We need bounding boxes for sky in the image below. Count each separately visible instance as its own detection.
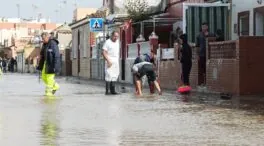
[0,0,103,23]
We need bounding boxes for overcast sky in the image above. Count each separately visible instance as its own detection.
[0,0,103,23]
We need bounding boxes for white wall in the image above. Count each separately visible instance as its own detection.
[57,33,72,51]
[232,0,264,40]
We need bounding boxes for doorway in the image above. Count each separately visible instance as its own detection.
[77,30,81,76]
[121,30,126,81]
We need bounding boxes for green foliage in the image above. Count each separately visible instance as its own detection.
[124,0,150,22]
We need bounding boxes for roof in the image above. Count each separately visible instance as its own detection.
[69,17,89,29]
[53,23,71,33]
[69,9,107,29]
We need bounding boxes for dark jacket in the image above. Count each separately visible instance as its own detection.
[180,34,192,64]
[38,39,61,74]
[196,32,214,57]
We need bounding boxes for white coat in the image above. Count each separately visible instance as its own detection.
[103,39,120,82]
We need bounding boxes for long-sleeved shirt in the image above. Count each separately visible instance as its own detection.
[132,62,152,74]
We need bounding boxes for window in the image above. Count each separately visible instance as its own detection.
[254,6,264,36]
[238,11,250,36]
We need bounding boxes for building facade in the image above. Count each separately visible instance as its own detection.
[73,8,97,22]
[70,18,91,78]
[0,18,58,58]
[52,23,73,76]
[231,0,264,39]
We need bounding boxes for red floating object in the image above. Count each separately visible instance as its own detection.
[178,86,192,93]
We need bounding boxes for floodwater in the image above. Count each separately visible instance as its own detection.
[0,73,263,146]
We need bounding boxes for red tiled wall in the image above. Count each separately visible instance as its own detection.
[239,36,264,95]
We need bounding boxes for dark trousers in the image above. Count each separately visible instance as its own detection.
[198,56,206,85]
[181,62,192,85]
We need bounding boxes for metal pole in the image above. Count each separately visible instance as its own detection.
[153,18,156,32]
[103,18,106,80]
[22,52,23,74]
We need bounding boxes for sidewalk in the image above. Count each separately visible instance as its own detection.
[63,75,264,115]
[64,76,221,95]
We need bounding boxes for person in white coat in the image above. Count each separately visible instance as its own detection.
[102,31,120,95]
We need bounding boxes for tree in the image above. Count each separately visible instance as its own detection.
[124,0,150,22]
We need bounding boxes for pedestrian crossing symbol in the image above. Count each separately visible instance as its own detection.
[90,18,104,32]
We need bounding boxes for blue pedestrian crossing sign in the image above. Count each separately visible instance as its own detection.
[89,18,104,32]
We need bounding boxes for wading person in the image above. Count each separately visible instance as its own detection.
[179,34,192,86]
[102,31,120,95]
[132,54,156,95]
[37,32,61,97]
[132,61,162,96]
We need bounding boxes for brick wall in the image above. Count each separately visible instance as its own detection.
[206,40,239,94]
[79,58,91,78]
[159,60,179,89]
[72,59,78,76]
[207,59,239,94]
[158,43,199,89]
[206,37,264,96]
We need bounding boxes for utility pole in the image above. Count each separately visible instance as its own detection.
[55,9,59,23]
[32,4,38,19]
[73,0,78,8]
[16,4,20,18]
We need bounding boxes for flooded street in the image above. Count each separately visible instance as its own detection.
[0,74,263,146]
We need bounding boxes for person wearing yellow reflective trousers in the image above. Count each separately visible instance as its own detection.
[37,32,61,97]
[0,66,2,79]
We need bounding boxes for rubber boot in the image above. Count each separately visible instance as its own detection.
[45,88,54,97]
[52,83,60,95]
[105,81,111,95]
[110,81,119,95]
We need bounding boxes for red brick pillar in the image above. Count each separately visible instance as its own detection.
[149,32,159,54]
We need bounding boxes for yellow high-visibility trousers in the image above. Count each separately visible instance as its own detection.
[0,68,2,79]
[42,63,59,96]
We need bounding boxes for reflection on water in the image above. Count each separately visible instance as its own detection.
[40,97,60,146]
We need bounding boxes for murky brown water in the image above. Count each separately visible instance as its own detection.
[0,74,264,145]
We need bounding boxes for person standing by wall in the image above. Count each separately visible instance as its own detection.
[2,58,6,73]
[196,22,214,86]
[179,34,192,86]
[0,57,2,71]
[102,31,120,95]
[37,32,61,97]
[215,29,224,42]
